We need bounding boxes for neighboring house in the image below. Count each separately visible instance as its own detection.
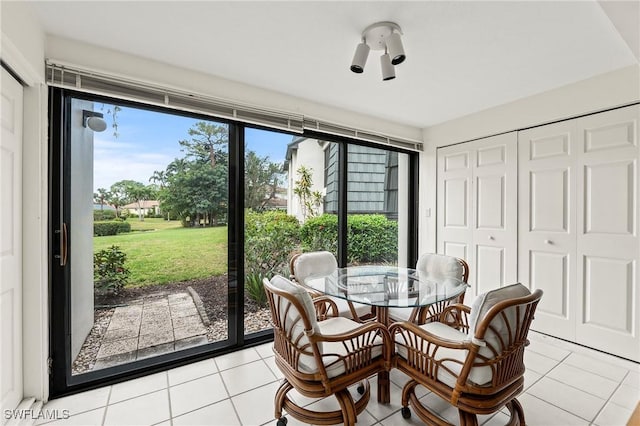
[263,187,287,210]
[285,137,399,221]
[123,200,160,217]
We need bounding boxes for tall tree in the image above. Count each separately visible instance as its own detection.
[149,170,166,188]
[157,121,229,227]
[125,181,157,221]
[179,122,228,167]
[244,151,283,211]
[107,180,132,218]
[94,188,110,211]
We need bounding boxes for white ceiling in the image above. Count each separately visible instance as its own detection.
[28,1,639,129]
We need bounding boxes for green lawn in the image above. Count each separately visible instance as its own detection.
[128,218,183,232]
[94,219,227,287]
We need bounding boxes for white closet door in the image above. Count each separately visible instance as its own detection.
[437,133,517,299]
[472,134,518,296]
[1,67,24,418]
[575,105,639,361]
[518,122,578,340]
[437,144,473,274]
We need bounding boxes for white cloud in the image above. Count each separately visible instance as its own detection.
[93,137,177,191]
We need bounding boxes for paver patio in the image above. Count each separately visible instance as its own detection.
[94,292,208,369]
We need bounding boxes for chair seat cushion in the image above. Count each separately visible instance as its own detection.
[395,322,493,388]
[331,297,372,319]
[298,316,384,378]
[388,306,416,322]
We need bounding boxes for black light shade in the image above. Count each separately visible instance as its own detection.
[350,42,370,73]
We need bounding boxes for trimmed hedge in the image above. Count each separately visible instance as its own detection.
[347,214,398,264]
[300,214,398,264]
[94,210,116,221]
[299,214,338,257]
[94,221,131,236]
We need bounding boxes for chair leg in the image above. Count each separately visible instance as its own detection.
[274,379,371,426]
[505,398,525,426]
[401,379,418,408]
[402,380,452,426]
[274,380,293,420]
[335,389,357,426]
[458,410,479,426]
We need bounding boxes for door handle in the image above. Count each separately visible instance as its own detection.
[488,236,495,241]
[544,239,553,245]
[55,223,68,266]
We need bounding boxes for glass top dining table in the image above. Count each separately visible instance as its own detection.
[302,265,468,404]
[302,265,468,309]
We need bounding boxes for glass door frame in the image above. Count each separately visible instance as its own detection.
[302,130,419,269]
[48,88,258,397]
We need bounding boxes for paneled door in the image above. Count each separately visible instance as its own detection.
[518,120,578,339]
[519,105,639,361]
[437,132,518,299]
[0,67,24,419]
[575,106,639,361]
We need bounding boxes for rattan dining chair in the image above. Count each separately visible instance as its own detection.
[389,283,543,426]
[263,275,392,426]
[388,253,469,324]
[290,251,376,322]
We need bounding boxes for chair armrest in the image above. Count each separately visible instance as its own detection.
[313,297,339,320]
[389,321,472,350]
[316,320,390,343]
[314,321,393,368]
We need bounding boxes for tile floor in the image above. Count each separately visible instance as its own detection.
[37,331,639,426]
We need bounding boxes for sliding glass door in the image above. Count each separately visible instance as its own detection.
[50,90,237,395]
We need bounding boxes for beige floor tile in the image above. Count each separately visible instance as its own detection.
[167,358,218,386]
[172,399,240,426]
[220,359,278,396]
[104,389,170,426]
[169,373,228,417]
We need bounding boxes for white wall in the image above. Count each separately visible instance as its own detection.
[1,0,48,402]
[287,139,325,221]
[46,36,422,144]
[69,100,95,360]
[418,64,640,254]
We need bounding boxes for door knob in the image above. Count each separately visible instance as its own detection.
[544,239,553,245]
[488,236,495,241]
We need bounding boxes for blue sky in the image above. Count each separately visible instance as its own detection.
[93,104,294,192]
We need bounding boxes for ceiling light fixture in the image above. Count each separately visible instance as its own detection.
[350,21,406,81]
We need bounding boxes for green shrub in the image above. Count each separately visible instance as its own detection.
[94,245,129,294]
[347,214,398,264]
[299,214,338,257]
[300,214,398,264]
[94,221,131,236]
[245,272,267,307]
[94,210,116,221]
[244,210,300,291]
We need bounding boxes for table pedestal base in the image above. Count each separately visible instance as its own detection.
[377,371,391,404]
